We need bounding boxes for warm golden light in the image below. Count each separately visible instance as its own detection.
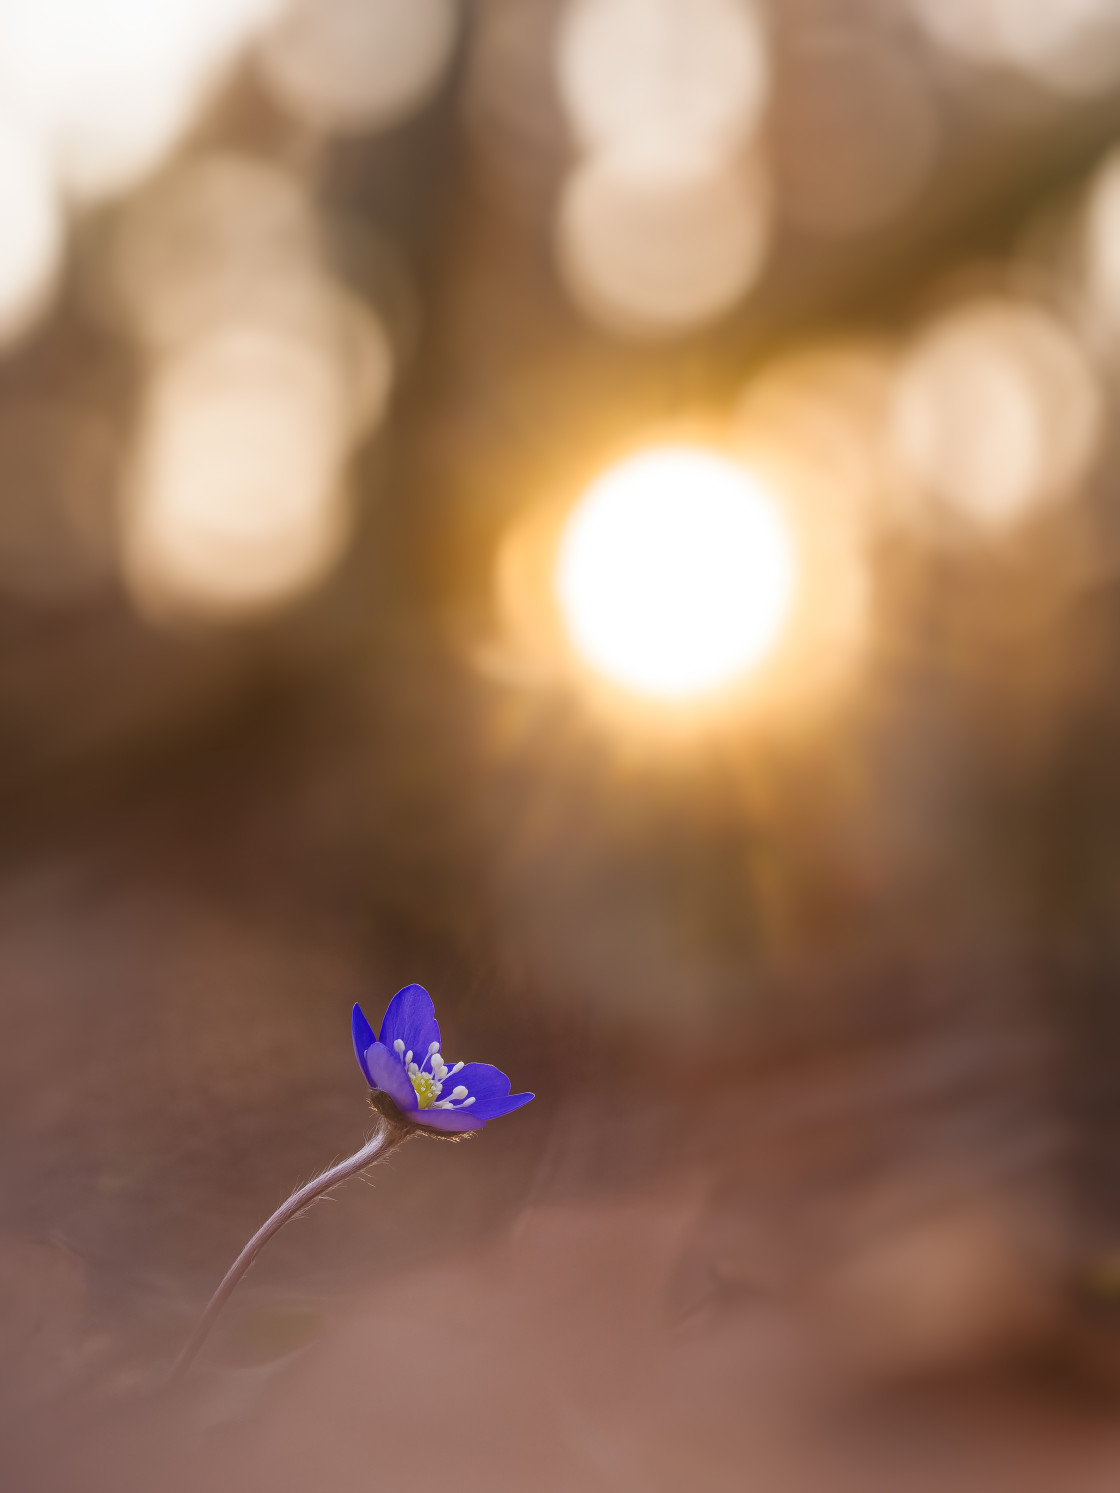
[555,446,796,700]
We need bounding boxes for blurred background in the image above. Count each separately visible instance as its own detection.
[3,1,1120,1488]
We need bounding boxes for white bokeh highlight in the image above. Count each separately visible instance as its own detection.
[908,0,1120,96]
[553,0,772,338]
[889,298,1101,532]
[256,0,459,135]
[0,114,62,343]
[0,0,282,203]
[112,150,394,624]
[556,0,768,160]
[556,446,796,699]
[124,328,356,619]
[556,146,770,337]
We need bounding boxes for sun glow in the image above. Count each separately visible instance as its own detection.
[555,446,796,700]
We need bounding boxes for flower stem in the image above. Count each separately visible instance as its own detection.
[167,1118,407,1385]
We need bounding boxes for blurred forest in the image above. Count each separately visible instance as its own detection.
[3,2,1120,1489]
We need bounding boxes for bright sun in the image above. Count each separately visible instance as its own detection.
[555,445,797,701]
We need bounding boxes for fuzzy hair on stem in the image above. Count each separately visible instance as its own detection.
[166,1114,412,1385]
[166,1089,475,1385]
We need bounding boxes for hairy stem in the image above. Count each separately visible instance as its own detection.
[167,1118,407,1384]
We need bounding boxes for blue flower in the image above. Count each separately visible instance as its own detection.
[352,985,534,1132]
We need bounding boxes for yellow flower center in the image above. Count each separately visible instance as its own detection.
[394,1038,474,1115]
[410,1070,439,1109]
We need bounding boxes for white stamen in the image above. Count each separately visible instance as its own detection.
[462,1096,475,1106]
[405,1050,413,1065]
[450,1062,464,1075]
[433,1100,452,1108]
[435,1065,448,1081]
[428,1041,439,1054]
[393,1039,405,1055]
[449,1086,468,1101]
[407,1061,419,1076]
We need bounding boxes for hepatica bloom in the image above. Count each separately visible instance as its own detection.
[169,982,535,1382]
[352,984,534,1133]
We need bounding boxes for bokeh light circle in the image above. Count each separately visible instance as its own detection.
[123,325,357,620]
[1082,145,1120,349]
[555,145,770,337]
[256,0,459,135]
[0,115,61,344]
[0,0,284,203]
[555,0,768,159]
[556,446,796,700]
[907,0,1120,96]
[102,152,322,352]
[889,298,1101,532]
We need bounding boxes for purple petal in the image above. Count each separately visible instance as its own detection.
[377,984,441,1067]
[466,1091,534,1121]
[412,1107,486,1133]
[412,1090,534,1131]
[362,1041,417,1113]
[440,1062,512,1103]
[352,1004,378,1087]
